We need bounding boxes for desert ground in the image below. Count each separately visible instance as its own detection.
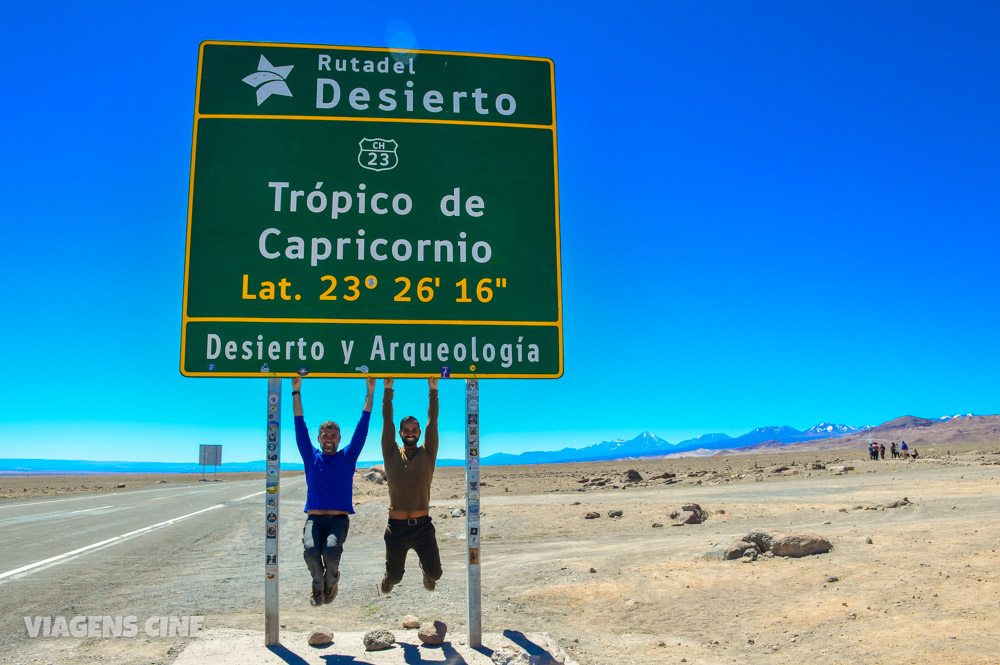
[2,441,999,665]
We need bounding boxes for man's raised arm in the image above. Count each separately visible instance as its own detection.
[291,376,312,461]
[425,377,439,459]
[291,376,303,417]
[343,377,376,463]
[381,377,396,459]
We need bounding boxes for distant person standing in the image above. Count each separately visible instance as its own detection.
[292,376,375,606]
[891,442,898,459]
[379,376,443,594]
[901,440,909,459]
[879,443,886,460]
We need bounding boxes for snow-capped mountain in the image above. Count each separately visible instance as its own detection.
[938,414,973,421]
[805,423,866,436]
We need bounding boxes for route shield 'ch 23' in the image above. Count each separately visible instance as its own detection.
[359,138,398,172]
[181,41,562,378]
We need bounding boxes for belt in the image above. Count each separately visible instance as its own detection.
[388,515,432,526]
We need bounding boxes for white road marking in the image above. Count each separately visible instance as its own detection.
[0,503,226,581]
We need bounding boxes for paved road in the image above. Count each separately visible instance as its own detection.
[0,476,307,660]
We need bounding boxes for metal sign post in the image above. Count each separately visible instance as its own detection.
[264,379,281,646]
[465,379,482,647]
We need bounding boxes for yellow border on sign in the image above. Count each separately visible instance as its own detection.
[198,114,551,130]
[181,41,563,379]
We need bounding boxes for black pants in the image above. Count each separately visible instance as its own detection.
[303,514,349,591]
[383,517,442,586]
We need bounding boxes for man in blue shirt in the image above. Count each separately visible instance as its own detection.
[291,375,375,606]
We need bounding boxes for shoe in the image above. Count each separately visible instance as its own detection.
[420,563,436,591]
[310,588,323,606]
[380,574,394,594]
[323,583,338,604]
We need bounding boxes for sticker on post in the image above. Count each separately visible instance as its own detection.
[266,567,277,579]
[469,548,479,565]
[267,526,276,538]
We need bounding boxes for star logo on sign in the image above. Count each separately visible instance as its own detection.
[242,55,294,106]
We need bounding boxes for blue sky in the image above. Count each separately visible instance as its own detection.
[3,1,998,463]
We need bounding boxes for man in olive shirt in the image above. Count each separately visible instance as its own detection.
[379,376,442,593]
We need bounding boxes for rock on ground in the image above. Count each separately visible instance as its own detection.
[670,503,709,524]
[362,628,396,650]
[701,539,761,561]
[418,620,447,645]
[490,644,561,665]
[746,529,833,557]
[307,626,334,646]
[402,615,420,628]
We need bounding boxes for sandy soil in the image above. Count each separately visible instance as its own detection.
[3,443,1000,665]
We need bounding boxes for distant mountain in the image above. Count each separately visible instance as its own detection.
[870,416,938,432]
[480,422,864,465]
[674,433,733,448]
[481,431,675,466]
[738,414,1000,455]
[806,423,866,436]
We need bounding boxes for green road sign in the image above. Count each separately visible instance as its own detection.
[181,41,562,378]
